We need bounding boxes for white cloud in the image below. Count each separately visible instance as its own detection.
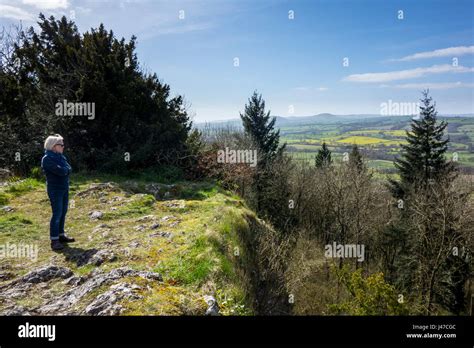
[75,6,91,14]
[381,81,474,90]
[0,0,70,21]
[344,64,474,83]
[395,46,474,62]
[0,4,34,20]
[154,22,214,36]
[293,86,328,92]
[22,0,69,10]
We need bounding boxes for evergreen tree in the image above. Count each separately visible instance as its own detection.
[348,144,364,172]
[240,91,284,163]
[0,14,192,174]
[386,91,468,315]
[240,91,285,215]
[390,90,456,198]
[315,142,332,168]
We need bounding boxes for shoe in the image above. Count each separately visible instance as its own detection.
[59,235,75,243]
[51,240,64,251]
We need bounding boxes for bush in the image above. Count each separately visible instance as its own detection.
[0,192,10,206]
[129,194,156,209]
[30,167,44,180]
[328,266,409,315]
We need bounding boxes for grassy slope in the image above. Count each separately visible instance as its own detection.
[0,175,256,315]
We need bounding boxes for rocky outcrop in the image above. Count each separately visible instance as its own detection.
[38,267,161,315]
[77,249,117,267]
[84,282,142,315]
[0,266,74,302]
[10,265,73,285]
[0,265,161,316]
[89,210,104,220]
[164,200,186,209]
[149,231,173,239]
[76,182,119,198]
[0,168,12,179]
[203,295,219,316]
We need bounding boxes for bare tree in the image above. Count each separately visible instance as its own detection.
[404,175,474,314]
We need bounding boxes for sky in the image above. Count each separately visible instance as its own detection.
[0,0,473,122]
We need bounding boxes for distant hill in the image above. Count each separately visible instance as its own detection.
[196,113,474,129]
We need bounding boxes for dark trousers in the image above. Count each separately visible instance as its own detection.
[47,188,69,240]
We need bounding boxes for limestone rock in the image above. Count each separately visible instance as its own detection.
[128,241,140,248]
[0,168,12,180]
[149,231,172,238]
[89,210,104,220]
[204,295,219,316]
[164,200,185,209]
[3,305,33,316]
[84,283,142,315]
[137,215,155,222]
[38,267,161,315]
[0,265,73,302]
[150,222,160,229]
[76,249,117,267]
[20,265,73,284]
[76,182,118,198]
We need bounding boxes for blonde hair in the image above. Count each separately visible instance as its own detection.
[44,134,64,151]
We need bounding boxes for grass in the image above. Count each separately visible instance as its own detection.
[368,160,395,169]
[335,136,404,145]
[280,116,474,171]
[155,235,215,285]
[0,213,39,242]
[347,129,408,136]
[0,192,11,205]
[5,178,43,197]
[149,197,254,314]
[0,172,255,316]
[0,214,33,228]
[104,193,156,219]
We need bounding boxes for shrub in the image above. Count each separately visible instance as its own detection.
[0,192,10,206]
[328,266,409,315]
[30,167,44,180]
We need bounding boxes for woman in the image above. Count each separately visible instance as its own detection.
[41,134,75,251]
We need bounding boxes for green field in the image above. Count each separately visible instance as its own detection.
[280,116,474,171]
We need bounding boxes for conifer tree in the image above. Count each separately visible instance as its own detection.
[390,90,456,198]
[0,14,192,174]
[240,91,285,214]
[240,91,284,163]
[315,142,332,168]
[386,91,467,315]
[349,144,364,172]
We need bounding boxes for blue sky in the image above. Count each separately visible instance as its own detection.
[1,0,473,122]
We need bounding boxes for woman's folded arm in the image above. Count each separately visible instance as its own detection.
[42,156,69,176]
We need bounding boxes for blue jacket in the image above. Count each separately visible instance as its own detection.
[41,150,72,190]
